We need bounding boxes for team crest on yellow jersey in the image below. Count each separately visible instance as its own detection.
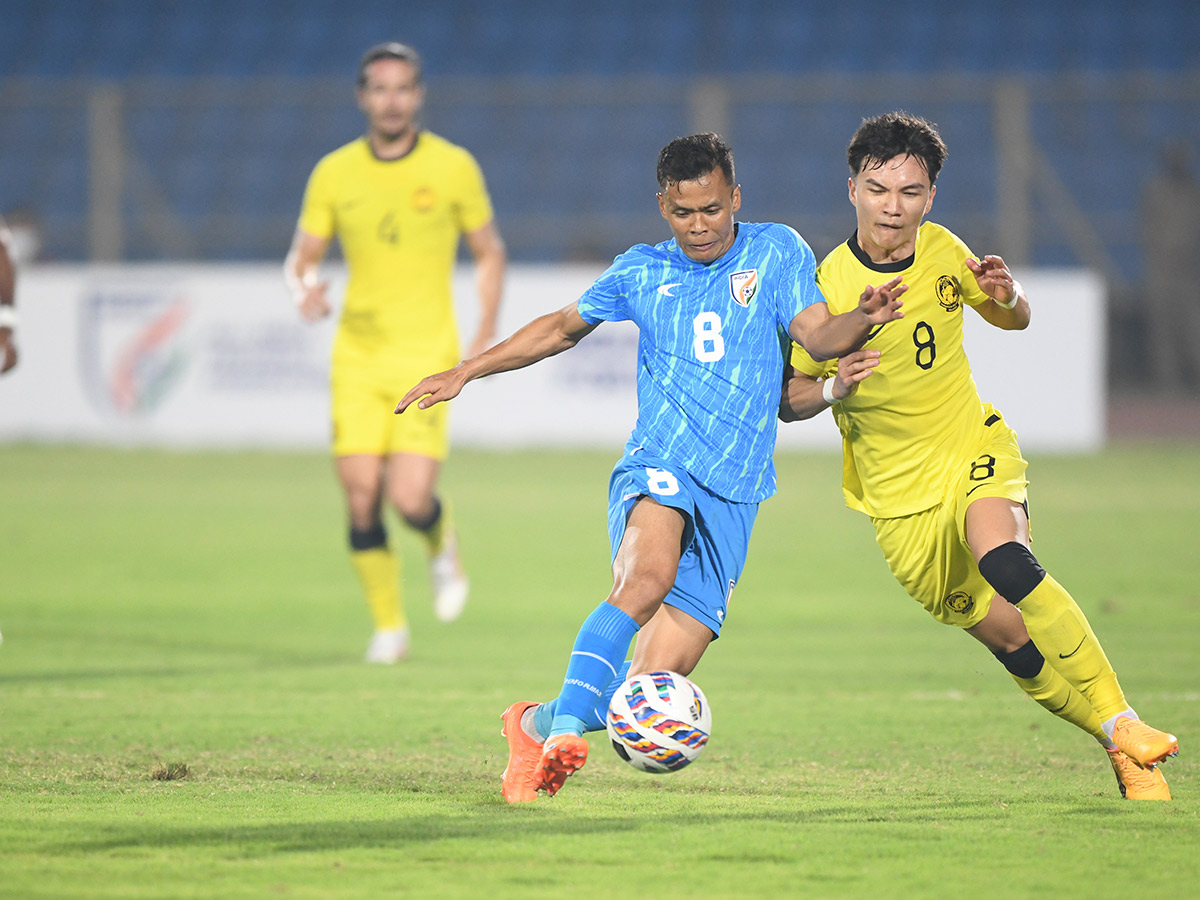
[944,591,975,615]
[412,186,436,213]
[730,269,758,307]
[935,274,961,312]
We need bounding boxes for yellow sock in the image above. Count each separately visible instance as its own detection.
[1017,575,1127,721]
[416,499,452,556]
[350,547,405,631]
[1011,661,1107,742]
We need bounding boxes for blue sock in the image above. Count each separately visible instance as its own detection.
[534,659,631,738]
[548,603,639,737]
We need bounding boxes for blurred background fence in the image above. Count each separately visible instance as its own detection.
[1,0,1199,394]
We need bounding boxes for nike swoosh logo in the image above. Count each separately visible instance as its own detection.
[966,482,993,496]
[1049,699,1070,714]
[657,283,683,296]
[1059,637,1086,659]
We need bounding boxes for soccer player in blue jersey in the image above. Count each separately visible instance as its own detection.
[396,133,906,802]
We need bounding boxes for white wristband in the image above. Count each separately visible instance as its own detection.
[0,306,16,329]
[821,377,839,405]
[993,281,1021,309]
[290,271,318,307]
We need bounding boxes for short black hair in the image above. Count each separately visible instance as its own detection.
[356,42,422,88]
[656,133,735,191]
[847,111,948,184]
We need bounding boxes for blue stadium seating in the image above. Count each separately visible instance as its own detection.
[0,0,1197,263]
[3,1,1196,80]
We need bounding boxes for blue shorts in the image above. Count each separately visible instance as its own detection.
[607,450,758,638]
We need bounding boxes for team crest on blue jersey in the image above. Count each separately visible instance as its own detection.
[936,274,961,312]
[729,269,758,307]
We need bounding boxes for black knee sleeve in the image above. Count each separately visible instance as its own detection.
[349,521,388,551]
[404,496,441,532]
[977,541,1046,604]
[993,638,1045,679]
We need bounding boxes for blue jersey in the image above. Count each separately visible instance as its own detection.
[576,221,824,502]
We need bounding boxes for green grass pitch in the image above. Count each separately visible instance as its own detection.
[0,444,1196,899]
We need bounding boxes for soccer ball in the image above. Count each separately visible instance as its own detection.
[606,670,711,773]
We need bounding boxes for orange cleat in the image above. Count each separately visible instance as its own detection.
[1107,748,1171,801]
[500,701,544,804]
[1111,717,1179,768]
[537,734,589,797]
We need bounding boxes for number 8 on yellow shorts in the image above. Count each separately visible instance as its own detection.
[871,407,1029,629]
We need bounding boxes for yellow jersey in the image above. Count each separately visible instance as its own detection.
[298,131,494,372]
[791,222,992,518]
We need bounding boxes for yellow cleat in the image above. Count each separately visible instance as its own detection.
[1111,716,1179,768]
[500,701,544,804]
[1108,748,1171,801]
[538,734,589,797]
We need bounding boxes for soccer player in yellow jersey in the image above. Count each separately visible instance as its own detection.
[781,111,1178,800]
[284,42,506,663]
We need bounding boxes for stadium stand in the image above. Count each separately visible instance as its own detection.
[0,0,1197,268]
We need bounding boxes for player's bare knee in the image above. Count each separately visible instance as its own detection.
[977,541,1047,605]
[342,481,383,527]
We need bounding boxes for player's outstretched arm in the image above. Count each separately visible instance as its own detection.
[395,301,597,413]
[788,275,906,361]
[779,349,880,422]
[966,255,1030,330]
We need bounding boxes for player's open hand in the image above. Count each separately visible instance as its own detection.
[856,275,906,324]
[829,349,880,402]
[965,255,1017,306]
[394,367,468,414]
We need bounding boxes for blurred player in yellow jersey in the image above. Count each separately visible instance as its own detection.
[781,111,1178,800]
[0,216,17,374]
[284,42,506,663]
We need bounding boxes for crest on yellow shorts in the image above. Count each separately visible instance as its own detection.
[944,591,975,614]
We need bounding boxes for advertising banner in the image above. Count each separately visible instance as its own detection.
[0,264,1104,451]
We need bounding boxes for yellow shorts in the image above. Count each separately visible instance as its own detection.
[330,364,450,459]
[871,407,1029,628]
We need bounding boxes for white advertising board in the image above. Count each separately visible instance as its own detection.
[0,264,1104,451]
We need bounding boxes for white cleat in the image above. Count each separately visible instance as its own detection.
[430,534,469,623]
[364,627,409,664]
